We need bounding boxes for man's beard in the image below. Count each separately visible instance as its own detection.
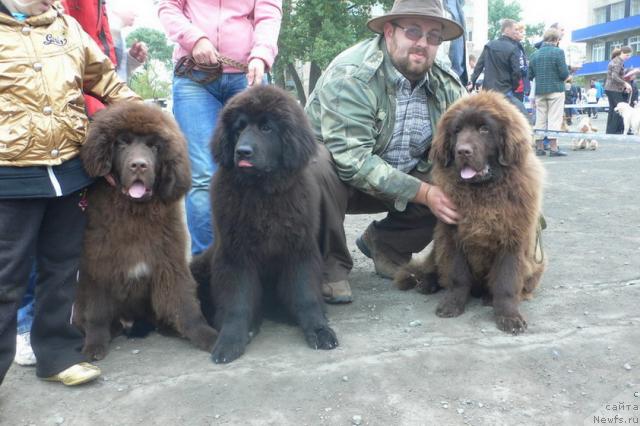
[389,44,433,82]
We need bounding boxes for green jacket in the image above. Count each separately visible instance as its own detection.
[305,36,465,211]
[528,44,569,95]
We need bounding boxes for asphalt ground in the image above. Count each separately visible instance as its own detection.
[1,113,639,426]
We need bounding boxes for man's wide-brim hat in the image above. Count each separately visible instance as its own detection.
[367,0,464,41]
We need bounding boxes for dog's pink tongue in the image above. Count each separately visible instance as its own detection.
[238,160,253,168]
[461,166,477,180]
[128,182,146,198]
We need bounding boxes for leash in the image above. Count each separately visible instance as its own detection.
[174,55,248,85]
[534,215,546,264]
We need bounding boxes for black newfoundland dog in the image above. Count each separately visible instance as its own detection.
[395,92,545,334]
[73,102,217,360]
[192,85,338,363]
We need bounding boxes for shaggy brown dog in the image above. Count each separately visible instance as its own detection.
[395,91,545,334]
[192,85,338,363]
[73,102,217,360]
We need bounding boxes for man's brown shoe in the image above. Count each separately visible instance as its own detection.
[356,226,411,279]
[322,280,353,304]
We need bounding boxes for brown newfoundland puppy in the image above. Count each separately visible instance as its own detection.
[395,91,545,334]
[73,102,217,360]
[191,85,338,363]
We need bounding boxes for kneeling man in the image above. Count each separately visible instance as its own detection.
[306,0,466,303]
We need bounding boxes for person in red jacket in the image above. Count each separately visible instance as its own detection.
[60,0,147,115]
[60,0,116,115]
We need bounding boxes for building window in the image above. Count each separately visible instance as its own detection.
[610,2,625,20]
[611,40,623,53]
[592,42,605,61]
[632,0,640,16]
[594,7,607,24]
[630,36,640,54]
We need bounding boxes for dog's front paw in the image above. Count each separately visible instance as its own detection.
[436,294,466,318]
[82,343,108,361]
[495,313,528,335]
[305,326,338,350]
[211,336,246,364]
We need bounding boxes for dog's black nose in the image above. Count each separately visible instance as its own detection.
[235,145,253,158]
[129,159,148,171]
[456,144,473,157]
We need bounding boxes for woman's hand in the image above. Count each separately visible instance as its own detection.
[192,38,218,65]
[247,58,266,86]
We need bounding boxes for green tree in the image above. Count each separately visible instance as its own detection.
[127,60,171,101]
[124,28,173,101]
[126,27,173,67]
[273,0,393,105]
[522,23,545,57]
[487,0,523,40]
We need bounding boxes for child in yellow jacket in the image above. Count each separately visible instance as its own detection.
[0,0,140,386]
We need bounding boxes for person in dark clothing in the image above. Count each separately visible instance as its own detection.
[629,78,638,108]
[605,46,633,134]
[564,76,579,125]
[534,22,565,50]
[513,22,530,103]
[468,18,527,117]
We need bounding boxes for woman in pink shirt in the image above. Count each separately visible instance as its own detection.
[158,0,282,255]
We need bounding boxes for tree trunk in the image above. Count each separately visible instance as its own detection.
[309,61,322,95]
[273,61,286,88]
[286,62,307,106]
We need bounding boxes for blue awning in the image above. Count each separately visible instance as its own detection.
[572,15,640,42]
[574,55,640,76]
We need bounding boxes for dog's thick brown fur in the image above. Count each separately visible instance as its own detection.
[73,102,217,360]
[395,91,545,334]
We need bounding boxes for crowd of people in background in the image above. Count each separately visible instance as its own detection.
[469,18,640,144]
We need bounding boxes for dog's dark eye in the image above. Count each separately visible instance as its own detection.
[116,134,129,146]
[259,123,272,133]
[478,125,490,134]
[145,141,158,152]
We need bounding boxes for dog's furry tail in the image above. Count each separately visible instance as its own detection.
[190,247,212,288]
[190,245,216,323]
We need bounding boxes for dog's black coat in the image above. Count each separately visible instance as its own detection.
[193,85,338,363]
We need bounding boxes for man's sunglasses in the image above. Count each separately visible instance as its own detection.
[391,23,444,46]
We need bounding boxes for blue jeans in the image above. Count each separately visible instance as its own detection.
[172,72,248,255]
[17,265,36,335]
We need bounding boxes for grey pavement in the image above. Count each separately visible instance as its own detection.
[1,121,639,425]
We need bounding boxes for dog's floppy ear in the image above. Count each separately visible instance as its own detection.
[81,108,117,177]
[280,103,318,171]
[497,103,531,167]
[155,131,192,202]
[430,114,455,168]
[211,106,239,169]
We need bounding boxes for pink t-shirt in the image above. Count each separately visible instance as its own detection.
[158,0,282,72]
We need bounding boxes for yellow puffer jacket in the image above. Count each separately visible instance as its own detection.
[0,7,141,167]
